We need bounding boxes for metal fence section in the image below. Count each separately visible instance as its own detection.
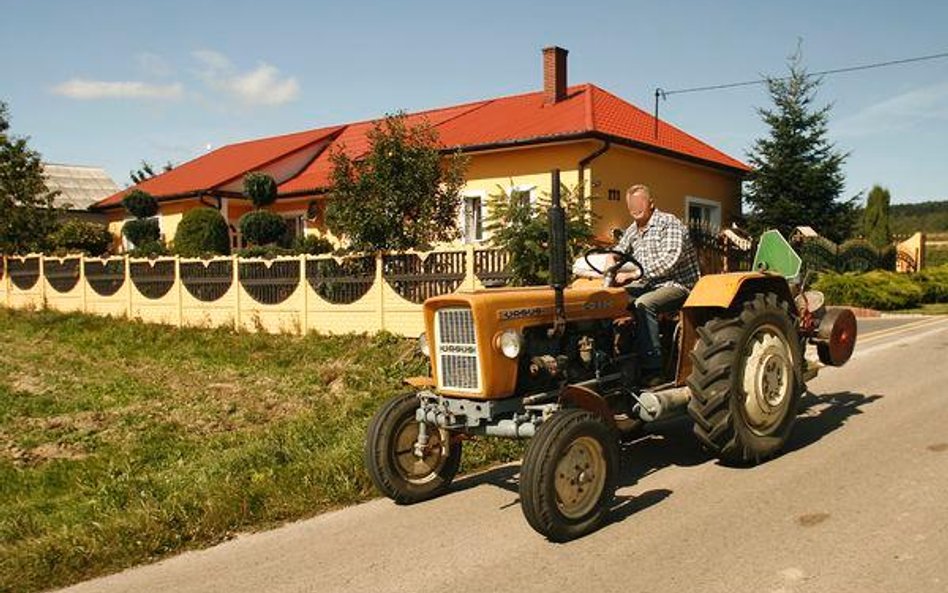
[8,257,40,291]
[181,260,233,302]
[130,260,176,299]
[305,256,375,304]
[239,260,300,305]
[84,259,126,297]
[44,258,81,293]
[797,237,897,273]
[382,251,467,304]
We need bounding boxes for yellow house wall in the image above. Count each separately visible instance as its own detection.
[588,145,743,241]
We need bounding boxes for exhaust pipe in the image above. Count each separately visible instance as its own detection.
[635,386,692,422]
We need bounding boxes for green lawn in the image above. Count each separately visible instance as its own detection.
[0,308,521,593]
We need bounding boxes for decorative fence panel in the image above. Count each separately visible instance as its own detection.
[2,234,762,336]
[797,237,897,274]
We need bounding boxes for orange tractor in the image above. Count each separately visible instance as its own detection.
[365,170,857,541]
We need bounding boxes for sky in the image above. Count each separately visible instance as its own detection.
[2,0,947,205]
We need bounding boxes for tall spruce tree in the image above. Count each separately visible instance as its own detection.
[744,53,855,243]
[862,185,891,248]
[0,101,59,254]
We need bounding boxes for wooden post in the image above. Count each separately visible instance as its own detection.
[464,244,477,291]
[79,253,87,313]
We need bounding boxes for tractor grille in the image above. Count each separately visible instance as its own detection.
[435,307,480,392]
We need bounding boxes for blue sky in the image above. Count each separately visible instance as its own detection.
[2,0,947,204]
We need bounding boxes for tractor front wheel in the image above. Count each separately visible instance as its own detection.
[519,409,618,542]
[364,393,461,504]
[686,292,803,466]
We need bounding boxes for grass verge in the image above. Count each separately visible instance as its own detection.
[0,308,523,593]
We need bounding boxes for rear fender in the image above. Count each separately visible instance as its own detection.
[675,273,796,385]
[558,385,616,429]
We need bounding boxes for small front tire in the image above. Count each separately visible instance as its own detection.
[364,393,461,504]
[519,409,619,542]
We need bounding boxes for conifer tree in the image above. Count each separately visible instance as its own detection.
[862,185,891,248]
[744,53,855,243]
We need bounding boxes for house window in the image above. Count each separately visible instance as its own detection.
[608,189,621,201]
[281,214,305,246]
[462,195,484,243]
[686,196,721,227]
[509,184,536,208]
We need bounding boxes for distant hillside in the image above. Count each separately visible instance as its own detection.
[889,200,948,235]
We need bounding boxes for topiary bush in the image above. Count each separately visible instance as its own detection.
[49,220,113,256]
[293,234,334,255]
[814,270,924,310]
[128,240,170,259]
[913,265,948,303]
[243,172,278,209]
[122,190,159,219]
[239,210,285,246]
[122,218,160,247]
[174,208,231,257]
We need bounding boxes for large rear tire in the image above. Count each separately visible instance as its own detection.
[364,393,461,504]
[519,409,618,542]
[686,292,803,466]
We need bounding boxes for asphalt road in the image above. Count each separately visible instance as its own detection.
[59,315,948,593]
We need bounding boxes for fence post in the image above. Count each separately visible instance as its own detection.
[2,255,8,309]
[376,251,385,332]
[38,254,46,310]
[300,254,308,335]
[233,254,240,331]
[464,244,477,291]
[175,256,183,328]
[125,255,132,318]
[79,253,87,313]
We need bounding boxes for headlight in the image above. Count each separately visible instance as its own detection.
[418,332,430,357]
[497,329,524,359]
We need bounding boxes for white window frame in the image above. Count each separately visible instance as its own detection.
[279,209,307,244]
[510,184,537,207]
[685,196,722,227]
[460,190,487,244]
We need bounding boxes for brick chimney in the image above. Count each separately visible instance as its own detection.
[543,46,568,104]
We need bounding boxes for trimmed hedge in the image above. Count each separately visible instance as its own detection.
[174,208,231,257]
[122,190,159,218]
[243,172,277,209]
[814,264,948,310]
[239,210,285,246]
[122,218,160,247]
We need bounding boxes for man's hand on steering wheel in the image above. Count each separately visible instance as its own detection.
[583,248,645,287]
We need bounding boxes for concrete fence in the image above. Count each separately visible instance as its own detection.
[0,247,511,337]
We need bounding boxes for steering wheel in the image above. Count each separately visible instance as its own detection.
[583,247,645,287]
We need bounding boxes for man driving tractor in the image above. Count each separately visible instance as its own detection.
[610,184,701,385]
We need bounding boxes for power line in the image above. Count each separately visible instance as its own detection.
[651,50,948,137]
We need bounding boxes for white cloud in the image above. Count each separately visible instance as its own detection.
[192,49,300,106]
[834,82,948,138]
[52,79,184,100]
[135,52,174,78]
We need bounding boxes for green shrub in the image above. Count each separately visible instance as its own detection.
[49,219,112,256]
[814,270,923,310]
[122,190,159,218]
[294,234,334,255]
[128,240,170,259]
[174,208,231,257]
[122,218,160,247]
[239,210,285,246]
[914,265,948,303]
[236,245,294,259]
[243,172,277,208]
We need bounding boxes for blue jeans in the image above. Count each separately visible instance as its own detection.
[625,283,690,372]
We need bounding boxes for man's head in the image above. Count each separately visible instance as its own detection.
[626,184,655,228]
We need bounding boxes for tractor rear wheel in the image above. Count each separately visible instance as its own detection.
[686,292,803,466]
[364,393,461,504]
[519,409,618,542]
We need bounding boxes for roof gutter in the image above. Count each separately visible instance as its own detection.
[577,140,611,200]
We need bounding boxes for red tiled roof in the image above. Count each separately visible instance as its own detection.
[94,84,748,209]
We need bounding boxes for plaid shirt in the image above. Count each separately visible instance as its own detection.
[615,209,701,291]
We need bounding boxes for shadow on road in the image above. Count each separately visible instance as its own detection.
[784,390,883,455]
[447,390,881,537]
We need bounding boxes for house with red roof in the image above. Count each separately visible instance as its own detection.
[93,47,749,250]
